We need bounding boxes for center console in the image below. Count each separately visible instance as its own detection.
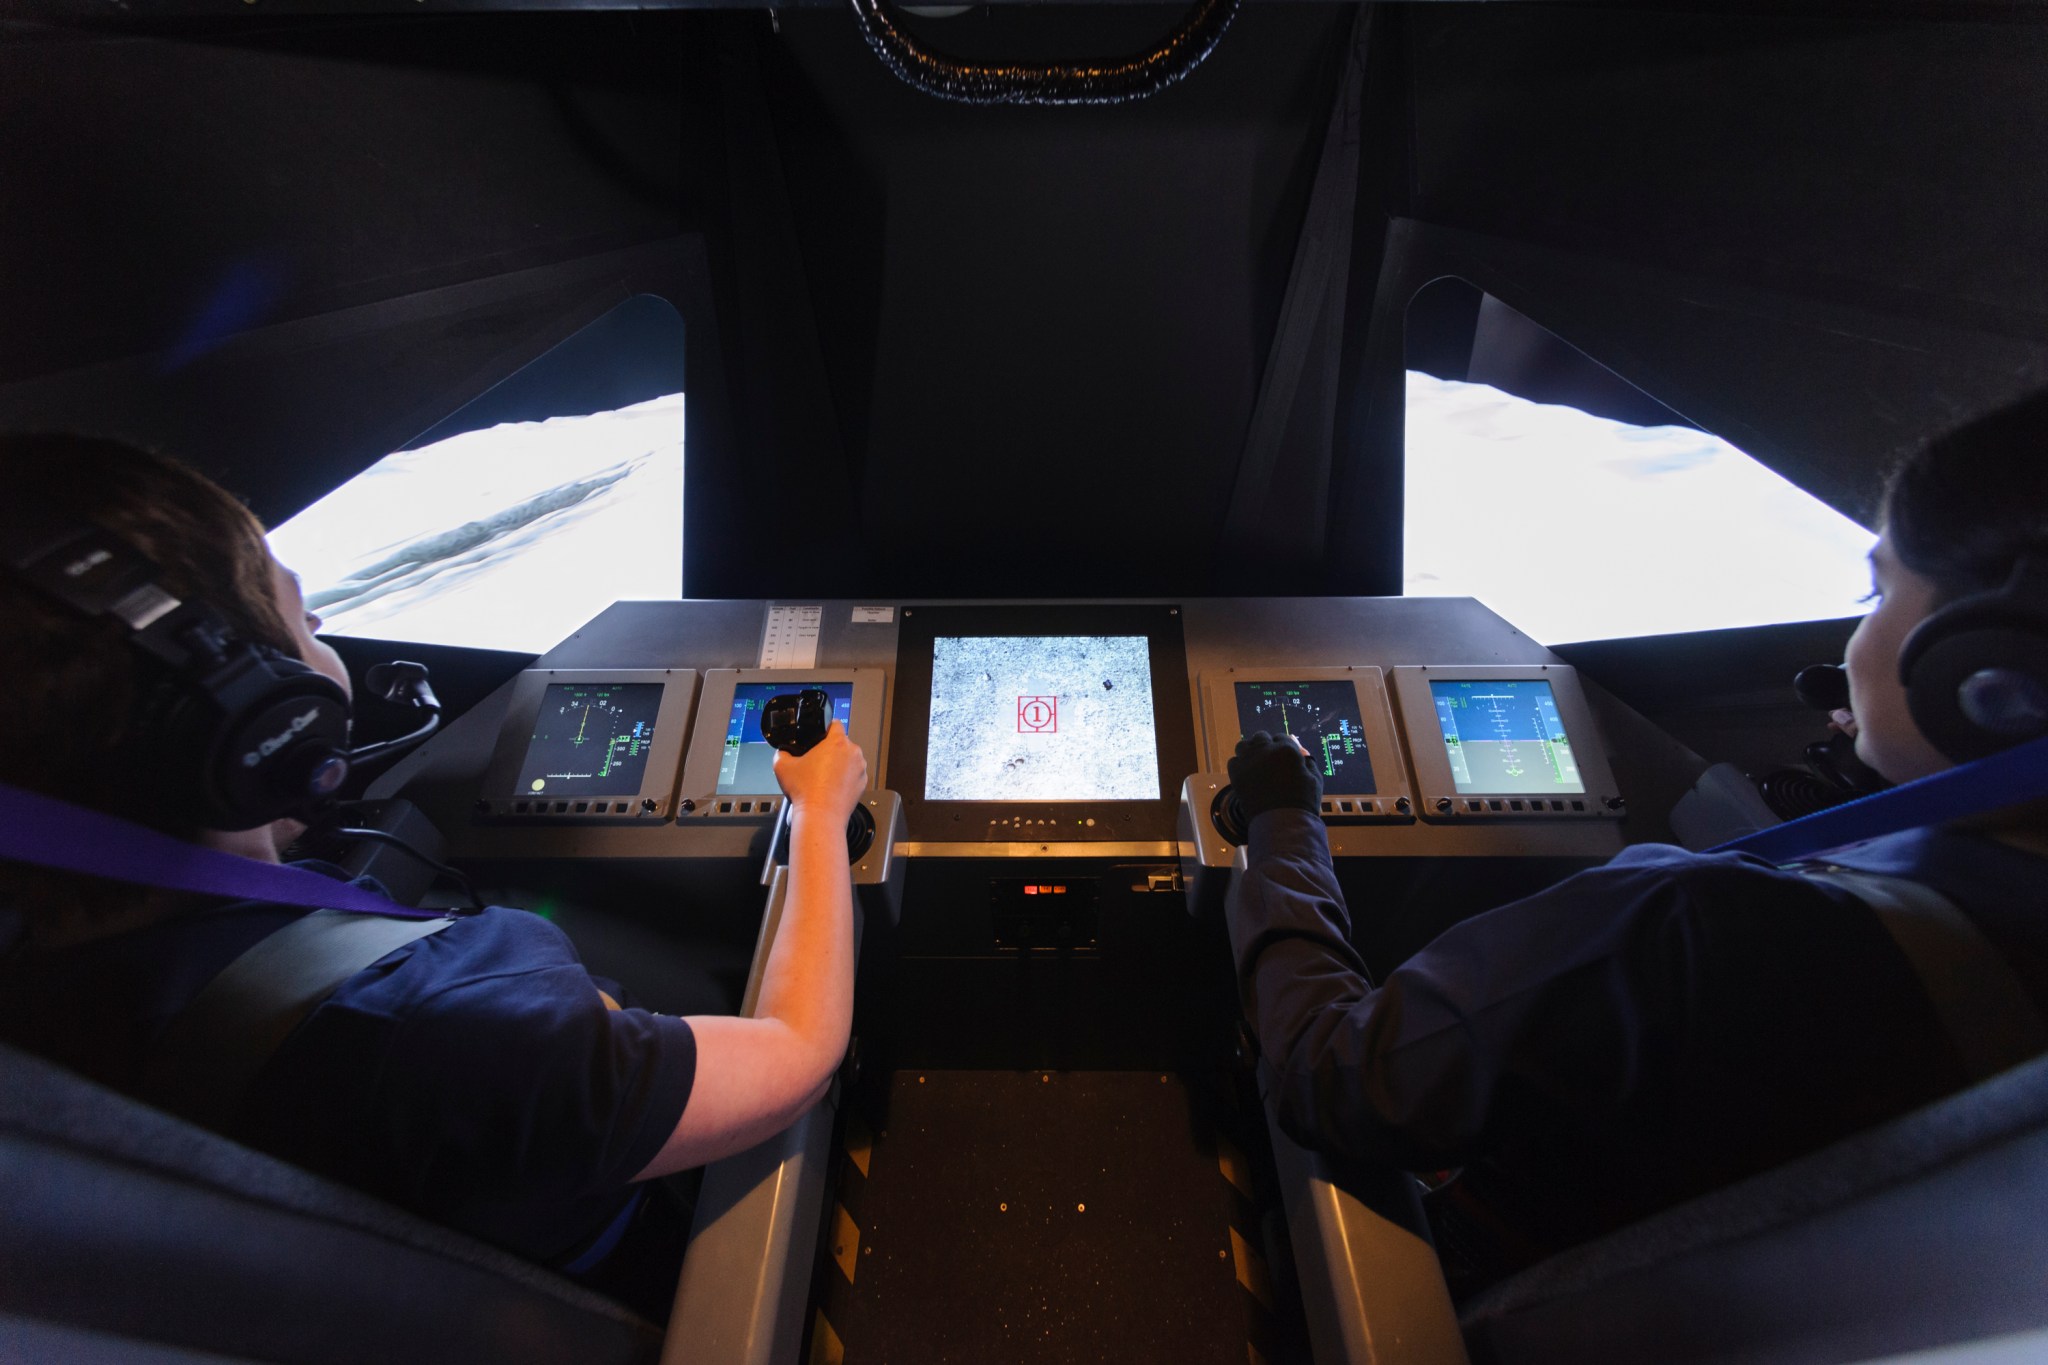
[363,593,1701,1365]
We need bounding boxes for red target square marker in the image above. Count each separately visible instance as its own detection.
[1018,696,1058,733]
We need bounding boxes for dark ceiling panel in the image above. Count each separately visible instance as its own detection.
[1403,7,2048,340]
[766,4,1353,595]
[0,15,695,385]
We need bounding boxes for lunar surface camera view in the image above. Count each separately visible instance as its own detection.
[925,636,1160,801]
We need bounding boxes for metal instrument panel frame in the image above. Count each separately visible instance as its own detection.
[1200,666,1416,821]
[1388,664,1625,821]
[677,668,888,818]
[475,667,698,822]
[886,603,1199,845]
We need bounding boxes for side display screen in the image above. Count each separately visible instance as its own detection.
[925,636,1160,801]
[1233,681,1380,793]
[719,682,856,794]
[515,683,664,796]
[1429,679,1585,795]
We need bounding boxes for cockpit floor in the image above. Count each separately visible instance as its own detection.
[806,1067,1299,1364]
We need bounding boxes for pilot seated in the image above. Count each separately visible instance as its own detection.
[1224,394,2048,1290]
[0,433,869,1320]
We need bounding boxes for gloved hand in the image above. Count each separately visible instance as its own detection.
[1227,731,1322,823]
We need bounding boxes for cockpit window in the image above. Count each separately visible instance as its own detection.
[1403,281,1874,644]
[267,296,686,654]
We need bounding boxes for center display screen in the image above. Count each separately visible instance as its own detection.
[925,636,1160,801]
[1233,680,1380,793]
[1429,679,1585,794]
[515,683,664,796]
[719,682,856,794]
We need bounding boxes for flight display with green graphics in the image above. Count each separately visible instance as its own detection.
[1233,680,1380,793]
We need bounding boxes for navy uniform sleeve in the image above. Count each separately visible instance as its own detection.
[1226,808,1960,1182]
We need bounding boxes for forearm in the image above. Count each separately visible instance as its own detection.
[752,808,857,1087]
[1226,811,1387,1143]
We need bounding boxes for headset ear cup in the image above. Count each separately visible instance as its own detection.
[118,631,352,831]
[1906,624,2048,764]
[206,655,352,830]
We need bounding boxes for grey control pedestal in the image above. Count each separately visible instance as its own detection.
[662,792,903,1365]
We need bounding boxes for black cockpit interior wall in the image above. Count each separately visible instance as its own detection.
[0,4,2044,606]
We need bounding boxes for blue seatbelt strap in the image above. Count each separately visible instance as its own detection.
[558,1188,647,1275]
[1712,733,2048,863]
[0,780,443,920]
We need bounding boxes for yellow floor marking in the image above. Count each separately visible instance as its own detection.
[808,1310,845,1365]
[1230,1226,1275,1310]
[831,1203,861,1285]
[1217,1137,1254,1199]
[845,1112,873,1179]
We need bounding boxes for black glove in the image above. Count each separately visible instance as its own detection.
[1227,731,1322,823]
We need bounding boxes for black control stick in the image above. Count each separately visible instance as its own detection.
[762,689,873,862]
[760,688,832,757]
[1762,662,1885,816]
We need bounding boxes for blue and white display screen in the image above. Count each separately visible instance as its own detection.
[1429,680,1584,795]
[719,682,855,794]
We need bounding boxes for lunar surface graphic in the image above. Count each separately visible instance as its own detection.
[926,636,1159,801]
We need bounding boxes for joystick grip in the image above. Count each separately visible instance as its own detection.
[762,688,831,756]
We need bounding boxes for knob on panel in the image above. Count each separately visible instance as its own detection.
[846,803,878,863]
[1210,786,1250,846]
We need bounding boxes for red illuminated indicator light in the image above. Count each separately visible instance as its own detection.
[1024,885,1038,895]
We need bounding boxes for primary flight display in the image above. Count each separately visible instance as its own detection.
[1428,679,1585,795]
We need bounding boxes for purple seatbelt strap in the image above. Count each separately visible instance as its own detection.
[0,780,445,920]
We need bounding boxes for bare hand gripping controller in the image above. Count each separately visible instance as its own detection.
[761,688,875,861]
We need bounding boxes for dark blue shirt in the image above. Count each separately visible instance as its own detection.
[0,871,697,1264]
[1227,813,2048,1256]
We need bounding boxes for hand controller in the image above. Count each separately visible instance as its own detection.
[761,688,832,757]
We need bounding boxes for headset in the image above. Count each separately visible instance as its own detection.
[1900,550,2048,764]
[0,506,354,831]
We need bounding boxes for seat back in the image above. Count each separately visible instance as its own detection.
[1462,1051,2048,1365]
[0,1044,660,1365]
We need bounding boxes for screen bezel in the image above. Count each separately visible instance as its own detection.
[1198,667,1412,808]
[1387,665,1623,819]
[479,667,698,820]
[888,604,1197,843]
[678,668,887,805]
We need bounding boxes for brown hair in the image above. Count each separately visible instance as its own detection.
[1883,390,2048,604]
[1,434,296,885]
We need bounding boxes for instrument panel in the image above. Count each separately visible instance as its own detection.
[382,597,1676,865]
